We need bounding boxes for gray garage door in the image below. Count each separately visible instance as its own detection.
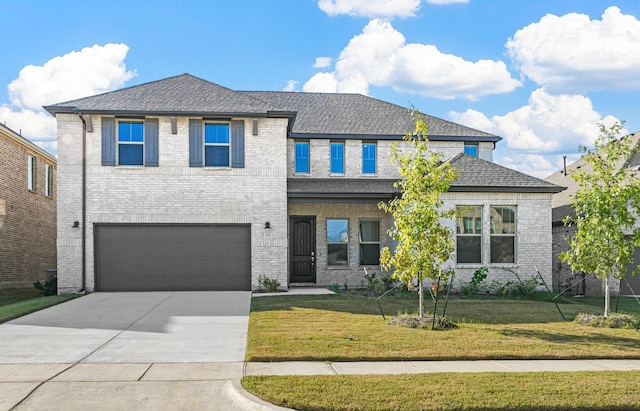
[95,224,251,291]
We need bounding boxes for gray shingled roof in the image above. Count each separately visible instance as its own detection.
[44,74,277,116]
[448,153,565,193]
[288,154,565,201]
[44,73,499,141]
[241,91,498,140]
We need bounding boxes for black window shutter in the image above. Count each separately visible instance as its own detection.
[101,117,116,166]
[189,119,203,167]
[231,120,245,168]
[144,118,159,167]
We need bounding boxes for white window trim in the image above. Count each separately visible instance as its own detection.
[359,219,381,266]
[456,205,483,265]
[204,122,231,168]
[330,141,345,175]
[489,205,517,265]
[27,155,36,191]
[45,163,53,197]
[327,218,349,267]
[117,120,145,166]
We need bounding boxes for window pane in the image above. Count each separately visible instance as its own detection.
[118,144,144,165]
[464,144,478,157]
[359,220,379,242]
[295,142,309,173]
[327,219,348,242]
[490,207,516,234]
[27,155,35,190]
[328,244,348,266]
[457,206,482,234]
[118,122,144,142]
[491,236,514,263]
[363,143,376,174]
[360,244,380,265]
[330,143,344,174]
[205,146,230,167]
[205,124,230,144]
[457,236,482,264]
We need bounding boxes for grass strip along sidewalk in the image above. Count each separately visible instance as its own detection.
[0,288,80,323]
[244,292,640,410]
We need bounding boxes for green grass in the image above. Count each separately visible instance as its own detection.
[243,371,640,411]
[0,288,80,323]
[246,292,640,361]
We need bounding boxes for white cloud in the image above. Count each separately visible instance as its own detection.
[318,0,421,18]
[426,0,468,4]
[450,88,623,177]
[0,43,135,155]
[313,57,333,69]
[303,19,521,99]
[507,6,640,91]
[283,80,299,92]
[0,106,56,141]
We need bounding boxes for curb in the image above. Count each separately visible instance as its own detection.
[224,380,294,411]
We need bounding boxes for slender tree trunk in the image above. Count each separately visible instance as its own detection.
[419,278,424,319]
[604,275,610,318]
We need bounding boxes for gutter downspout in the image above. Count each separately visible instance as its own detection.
[78,114,87,292]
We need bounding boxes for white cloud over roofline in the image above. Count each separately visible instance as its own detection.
[303,19,521,99]
[0,43,136,152]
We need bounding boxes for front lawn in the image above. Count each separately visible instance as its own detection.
[244,371,640,411]
[246,292,640,361]
[244,292,640,410]
[0,288,80,323]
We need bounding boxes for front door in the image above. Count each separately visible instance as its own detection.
[290,216,316,283]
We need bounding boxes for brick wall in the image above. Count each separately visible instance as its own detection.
[287,139,493,179]
[0,127,57,288]
[56,115,288,293]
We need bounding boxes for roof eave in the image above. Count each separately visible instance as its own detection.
[448,185,566,194]
[43,106,296,119]
[289,133,501,142]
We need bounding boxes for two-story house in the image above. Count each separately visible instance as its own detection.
[44,74,563,293]
[0,123,57,288]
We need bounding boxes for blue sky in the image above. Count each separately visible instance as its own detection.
[1,0,639,177]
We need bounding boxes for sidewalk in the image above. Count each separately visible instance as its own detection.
[245,359,640,376]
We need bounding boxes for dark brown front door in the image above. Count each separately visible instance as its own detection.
[290,217,316,283]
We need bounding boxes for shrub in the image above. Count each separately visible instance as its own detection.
[258,275,281,292]
[490,270,540,298]
[362,271,394,295]
[388,314,458,330]
[33,275,57,296]
[575,313,639,329]
[459,267,488,296]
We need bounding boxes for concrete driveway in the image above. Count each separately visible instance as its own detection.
[0,291,271,411]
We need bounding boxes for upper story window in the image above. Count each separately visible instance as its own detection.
[118,121,144,165]
[362,142,376,175]
[45,163,53,197]
[205,123,230,167]
[27,155,36,191]
[456,206,482,264]
[327,218,349,266]
[490,206,516,264]
[464,143,478,158]
[330,142,344,174]
[295,141,310,174]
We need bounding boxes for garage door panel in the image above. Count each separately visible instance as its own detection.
[95,224,251,291]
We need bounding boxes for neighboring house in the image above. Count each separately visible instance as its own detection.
[546,132,640,297]
[44,74,563,293]
[0,123,57,288]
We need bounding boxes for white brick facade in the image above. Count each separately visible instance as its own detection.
[56,114,289,293]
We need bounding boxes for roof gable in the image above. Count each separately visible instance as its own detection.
[241,91,498,141]
[44,74,278,116]
[44,73,499,142]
